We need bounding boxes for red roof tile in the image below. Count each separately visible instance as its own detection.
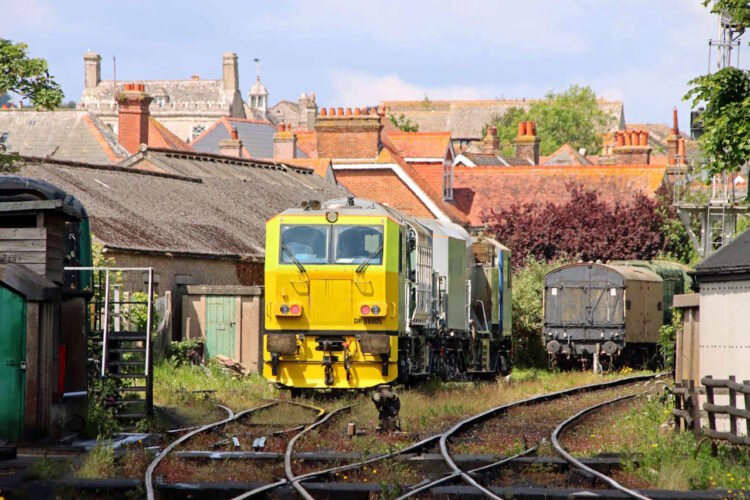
[148,117,192,151]
[384,131,451,159]
[452,164,667,226]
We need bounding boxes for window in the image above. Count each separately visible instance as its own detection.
[278,224,384,266]
[442,157,453,200]
[192,124,205,139]
[333,225,383,264]
[280,225,329,264]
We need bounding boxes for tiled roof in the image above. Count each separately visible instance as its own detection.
[294,130,318,158]
[148,117,192,152]
[542,144,593,166]
[452,164,667,226]
[13,152,346,259]
[455,152,531,167]
[190,117,299,159]
[0,109,127,164]
[381,99,624,140]
[278,157,332,179]
[384,131,451,159]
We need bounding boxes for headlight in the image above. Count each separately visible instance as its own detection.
[371,304,381,315]
[280,304,290,314]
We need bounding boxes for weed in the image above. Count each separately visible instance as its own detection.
[75,442,116,479]
[25,458,71,480]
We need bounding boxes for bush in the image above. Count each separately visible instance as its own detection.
[511,256,569,367]
[168,338,204,367]
[75,442,115,479]
[658,310,682,372]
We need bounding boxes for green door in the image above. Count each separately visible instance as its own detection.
[0,285,26,442]
[205,296,236,359]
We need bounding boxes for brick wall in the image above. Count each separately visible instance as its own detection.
[315,109,382,159]
[334,169,434,217]
[118,83,152,154]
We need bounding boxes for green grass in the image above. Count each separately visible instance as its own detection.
[75,444,116,479]
[619,395,750,491]
[25,457,71,480]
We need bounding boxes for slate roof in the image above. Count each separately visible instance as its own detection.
[12,151,346,259]
[542,144,593,166]
[80,79,244,118]
[452,164,667,226]
[0,109,128,164]
[694,228,750,277]
[385,131,451,159]
[190,117,305,159]
[455,152,532,167]
[381,99,624,140]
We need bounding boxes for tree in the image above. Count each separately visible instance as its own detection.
[388,112,419,132]
[485,85,611,157]
[684,67,750,181]
[703,0,750,34]
[482,184,668,270]
[0,39,64,173]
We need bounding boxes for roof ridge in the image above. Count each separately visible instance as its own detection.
[19,155,203,183]
[144,147,316,174]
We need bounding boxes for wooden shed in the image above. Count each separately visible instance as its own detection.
[182,285,264,373]
[0,177,90,441]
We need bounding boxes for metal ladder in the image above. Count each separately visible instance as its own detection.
[66,267,155,422]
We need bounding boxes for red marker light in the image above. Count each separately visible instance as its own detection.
[290,304,301,315]
[360,305,370,315]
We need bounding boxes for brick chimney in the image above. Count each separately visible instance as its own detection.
[483,126,499,153]
[273,123,297,160]
[118,83,152,154]
[219,127,243,158]
[84,51,101,89]
[315,107,382,159]
[613,130,651,165]
[666,108,681,165]
[513,121,540,164]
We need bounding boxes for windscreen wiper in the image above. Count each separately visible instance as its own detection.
[356,244,383,274]
[282,244,307,275]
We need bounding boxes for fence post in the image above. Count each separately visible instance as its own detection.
[674,382,683,432]
[704,375,718,456]
[689,379,701,439]
[729,375,738,440]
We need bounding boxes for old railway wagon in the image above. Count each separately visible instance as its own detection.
[543,262,664,368]
[263,197,512,389]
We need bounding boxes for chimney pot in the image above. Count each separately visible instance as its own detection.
[278,123,285,132]
[678,138,686,164]
[319,108,327,116]
[329,107,336,116]
[354,107,361,116]
[345,107,352,116]
[230,127,239,140]
[337,107,344,116]
[517,121,526,137]
[616,131,625,147]
[624,131,632,146]
[529,121,536,136]
[672,107,679,135]
[639,130,648,146]
[191,74,200,81]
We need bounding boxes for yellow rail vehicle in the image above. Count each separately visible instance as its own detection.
[263,197,512,390]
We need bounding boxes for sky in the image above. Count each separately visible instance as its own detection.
[0,0,744,127]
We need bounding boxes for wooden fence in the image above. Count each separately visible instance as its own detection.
[702,376,750,446]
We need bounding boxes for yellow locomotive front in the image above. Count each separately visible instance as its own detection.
[263,199,405,389]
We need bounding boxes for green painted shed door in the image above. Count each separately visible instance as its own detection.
[205,296,236,359]
[0,285,26,442]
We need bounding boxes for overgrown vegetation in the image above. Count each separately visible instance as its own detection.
[25,457,71,480]
[75,443,116,479]
[620,395,750,491]
[484,85,611,157]
[511,256,569,367]
[658,310,682,372]
[167,338,204,367]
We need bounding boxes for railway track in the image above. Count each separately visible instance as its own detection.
[218,372,660,499]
